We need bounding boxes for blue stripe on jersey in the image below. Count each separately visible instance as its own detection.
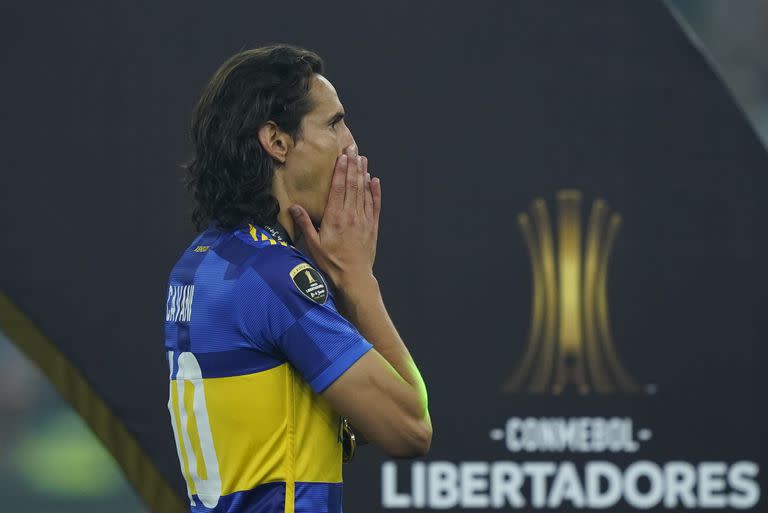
[188,482,342,513]
[190,482,285,513]
[295,482,343,513]
[167,227,372,389]
[169,347,282,380]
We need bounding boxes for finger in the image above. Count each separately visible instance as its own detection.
[371,177,382,227]
[328,154,348,213]
[363,158,373,219]
[355,155,365,215]
[344,146,359,211]
[289,204,320,249]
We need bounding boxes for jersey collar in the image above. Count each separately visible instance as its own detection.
[261,221,294,246]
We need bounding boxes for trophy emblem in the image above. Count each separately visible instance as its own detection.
[504,190,639,395]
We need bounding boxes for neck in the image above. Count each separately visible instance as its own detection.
[271,173,298,243]
[276,206,298,243]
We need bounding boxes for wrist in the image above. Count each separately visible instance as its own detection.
[335,271,379,303]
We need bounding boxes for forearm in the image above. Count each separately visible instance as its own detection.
[336,273,429,417]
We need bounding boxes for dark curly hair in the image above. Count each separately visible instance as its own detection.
[184,45,324,231]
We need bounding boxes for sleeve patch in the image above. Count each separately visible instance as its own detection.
[289,263,328,305]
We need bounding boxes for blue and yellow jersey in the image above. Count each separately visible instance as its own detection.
[164,222,373,513]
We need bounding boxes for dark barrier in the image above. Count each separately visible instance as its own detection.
[1,1,765,511]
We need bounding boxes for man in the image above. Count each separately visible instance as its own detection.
[165,44,432,513]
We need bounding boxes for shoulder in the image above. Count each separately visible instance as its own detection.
[214,224,331,307]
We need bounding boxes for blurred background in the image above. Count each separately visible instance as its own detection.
[0,329,147,512]
[0,1,766,512]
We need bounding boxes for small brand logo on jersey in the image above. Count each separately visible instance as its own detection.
[193,245,210,253]
[289,263,328,305]
[504,190,639,395]
[166,284,195,322]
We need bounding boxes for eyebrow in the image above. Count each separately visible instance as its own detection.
[327,111,345,125]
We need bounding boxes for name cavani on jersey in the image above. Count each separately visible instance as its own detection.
[166,284,195,322]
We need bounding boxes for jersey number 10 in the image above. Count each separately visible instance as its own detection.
[168,351,222,508]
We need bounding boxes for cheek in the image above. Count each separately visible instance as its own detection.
[291,139,338,195]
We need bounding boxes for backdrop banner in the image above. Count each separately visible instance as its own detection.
[1,1,765,511]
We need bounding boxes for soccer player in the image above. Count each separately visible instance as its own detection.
[164,45,432,513]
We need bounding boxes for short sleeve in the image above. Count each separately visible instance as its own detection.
[236,247,373,394]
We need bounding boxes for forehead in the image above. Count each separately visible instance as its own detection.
[308,74,342,114]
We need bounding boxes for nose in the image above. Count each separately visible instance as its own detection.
[341,125,357,155]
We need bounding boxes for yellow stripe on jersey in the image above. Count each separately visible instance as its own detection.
[170,359,344,511]
[203,364,290,493]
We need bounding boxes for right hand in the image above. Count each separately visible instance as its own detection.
[289,144,382,291]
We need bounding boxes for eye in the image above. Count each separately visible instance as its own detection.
[329,113,345,131]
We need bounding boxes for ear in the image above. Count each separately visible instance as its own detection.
[257,121,293,164]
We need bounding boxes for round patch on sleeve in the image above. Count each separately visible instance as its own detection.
[289,262,328,305]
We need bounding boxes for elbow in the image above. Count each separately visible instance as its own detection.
[415,416,433,456]
[385,415,432,458]
[412,422,432,457]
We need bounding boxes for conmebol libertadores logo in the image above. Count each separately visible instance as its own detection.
[380,191,761,511]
